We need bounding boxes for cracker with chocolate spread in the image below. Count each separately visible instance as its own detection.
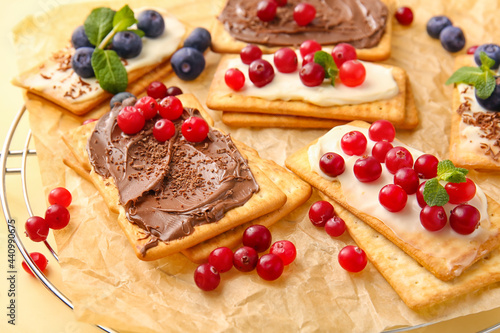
[62,94,289,260]
[285,120,500,281]
[449,55,500,171]
[211,0,392,62]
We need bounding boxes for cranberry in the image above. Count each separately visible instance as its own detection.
[413,154,439,179]
[379,184,407,212]
[299,40,322,58]
[45,204,70,230]
[340,131,367,156]
[299,62,325,87]
[153,119,176,142]
[368,120,395,142]
[48,187,72,207]
[319,152,345,177]
[420,205,447,232]
[159,96,184,120]
[135,96,159,120]
[467,45,479,55]
[445,178,476,204]
[302,52,315,66]
[338,245,367,273]
[393,167,420,194]
[208,247,234,273]
[331,43,357,68]
[325,216,346,237]
[181,117,209,142]
[117,106,145,135]
[273,0,287,6]
[25,216,49,242]
[240,44,262,65]
[293,3,316,26]
[22,252,48,276]
[225,68,245,91]
[395,7,414,26]
[194,263,220,291]
[372,141,393,163]
[248,59,275,87]
[309,200,335,227]
[257,253,284,281]
[233,246,259,272]
[257,0,277,22]
[353,156,382,183]
[449,204,480,235]
[166,86,183,96]
[416,181,427,208]
[339,60,366,87]
[147,81,168,99]
[242,225,272,252]
[274,47,298,73]
[270,240,296,265]
[385,146,414,174]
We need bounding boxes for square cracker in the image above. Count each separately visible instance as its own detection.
[449,55,500,171]
[285,120,500,281]
[62,93,288,260]
[220,73,419,130]
[317,191,500,310]
[182,143,312,263]
[210,0,393,62]
[207,55,407,125]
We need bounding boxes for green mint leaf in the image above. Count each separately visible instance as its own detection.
[113,5,137,32]
[314,51,338,86]
[480,51,496,70]
[84,7,115,46]
[326,68,338,87]
[445,66,484,86]
[436,160,456,176]
[440,171,467,183]
[475,69,496,99]
[456,167,469,176]
[91,49,128,94]
[128,29,145,38]
[423,178,449,207]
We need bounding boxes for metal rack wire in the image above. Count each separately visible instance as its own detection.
[1,105,499,333]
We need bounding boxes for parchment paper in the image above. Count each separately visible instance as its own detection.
[12,0,500,332]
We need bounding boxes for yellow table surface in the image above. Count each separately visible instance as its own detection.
[0,0,499,332]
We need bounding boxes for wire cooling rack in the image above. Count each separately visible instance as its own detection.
[1,105,500,333]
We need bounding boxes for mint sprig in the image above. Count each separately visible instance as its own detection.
[423,160,468,206]
[83,5,143,93]
[313,51,338,86]
[445,51,496,99]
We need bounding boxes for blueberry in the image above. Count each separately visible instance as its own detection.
[171,47,206,81]
[426,16,452,39]
[183,27,212,53]
[110,92,136,108]
[439,26,465,53]
[112,31,142,59]
[476,80,500,112]
[137,10,165,38]
[474,44,500,70]
[71,47,95,78]
[71,25,93,49]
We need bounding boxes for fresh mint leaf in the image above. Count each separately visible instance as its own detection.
[440,171,466,183]
[436,160,455,176]
[84,7,115,46]
[113,5,137,32]
[129,29,145,38]
[475,69,496,99]
[480,51,496,70]
[456,167,469,176]
[445,66,484,86]
[423,178,449,207]
[91,48,128,94]
[314,51,338,86]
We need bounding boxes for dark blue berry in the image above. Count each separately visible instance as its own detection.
[71,25,93,49]
[439,26,465,53]
[110,92,136,108]
[183,27,212,53]
[476,80,500,112]
[112,31,142,59]
[71,47,94,78]
[171,47,206,81]
[474,44,500,70]
[137,10,165,38]
[426,16,452,39]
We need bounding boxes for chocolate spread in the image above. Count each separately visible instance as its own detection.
[218,0,388,48]
[87,99,259,255]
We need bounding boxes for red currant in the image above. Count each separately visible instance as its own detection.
[379,184,407,212]
[299,62,325,87]
[449,204,480,235]
[309,200,335,227]
[420,205,447,232]
[147,81,168,99]
[153,119,175,142]
[117,106,146,135]
[340,131,367,156]
[319,152,345,177]
[166,86,183,96]
[338,245,367,273]
[181,117,209,142]
[48,187,72,207]
[274,47,298,73]
[393,167,419,194]
[242,225,272,252]
[270,240,296,265]
[445,178,476,204]
[339,60,366,87]
[233,246,259,272]
[385,146,414,174]
[368,120,395,142]
[22,252,48,276]
[257,0,277,22]
[135,96,159,120]
[325,216,346,237]
[194,263,220,291]
[25,216,49,242]
[395,7,414,26]
[416,181,427,208]
[353,156,382,183]
[467,45,479,55]
[248,59,275,87]
[45,204,70,230]
[159,96,184,120]
[273,0,287,6]
[302,52,315,66]
[240,44,262,65]
[225,68,245,91]
[413,154,439,179]
[293,3,316,26]
[331,43,357,68]
[299,40,321,58]
[208,247,234,273]
[257,253,284,281]
[371,141,393,163]
[82,118,97,125]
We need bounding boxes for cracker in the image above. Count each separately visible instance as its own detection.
[318,191,500,310]
[63,94,288,260]
[207,55,407,125]
[210,0,392,62]
[182,143,312,263]
[449,55,500,171]
[285,120,500,281]
[220,73,418,130]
